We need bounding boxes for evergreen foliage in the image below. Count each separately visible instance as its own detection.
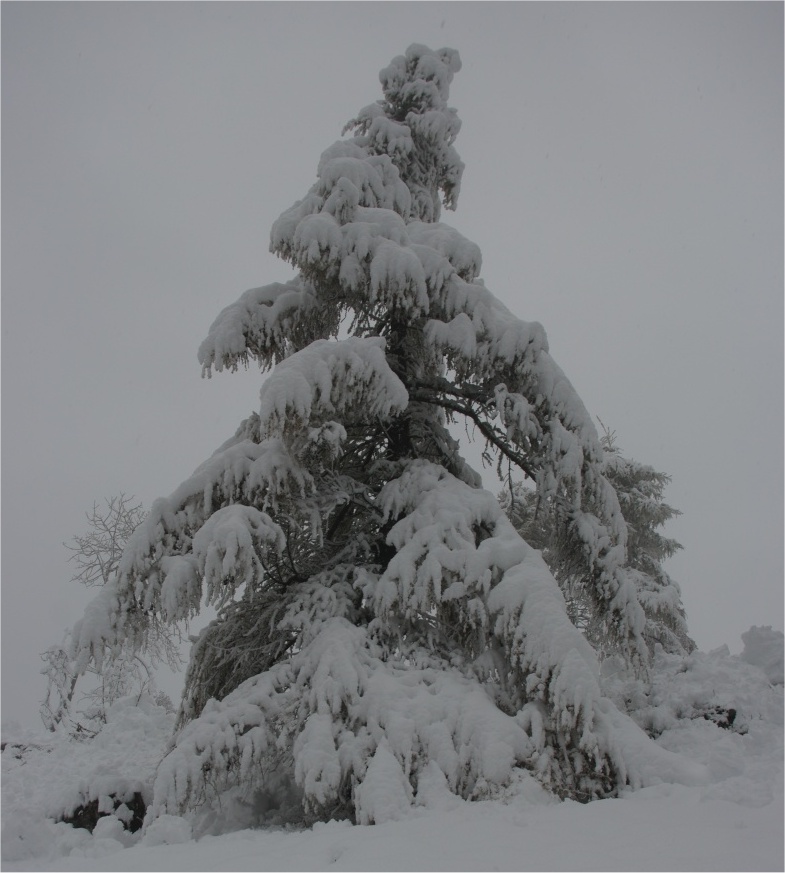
[500,424,693,657]
[70,45,695,824]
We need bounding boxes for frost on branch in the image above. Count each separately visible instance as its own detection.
[70,44,697,825]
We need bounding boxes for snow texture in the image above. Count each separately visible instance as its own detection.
[3,636,782,870]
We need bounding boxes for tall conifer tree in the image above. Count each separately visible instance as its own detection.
[72,45,694,824]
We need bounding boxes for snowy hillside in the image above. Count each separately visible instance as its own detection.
[3,632,782,872]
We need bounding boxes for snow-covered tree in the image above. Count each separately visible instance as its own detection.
[500,424,693,657]
[70,45,696,823]
[41,496,180,734]
[600,427,693,656]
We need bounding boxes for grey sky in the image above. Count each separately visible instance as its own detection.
[3,2,782,728]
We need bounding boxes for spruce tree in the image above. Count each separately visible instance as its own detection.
[71,45,694,824]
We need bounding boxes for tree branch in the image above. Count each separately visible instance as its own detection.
[408,381,537,481]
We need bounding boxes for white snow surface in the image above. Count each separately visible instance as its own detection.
[258,337,409,439]
[3,636,782,872]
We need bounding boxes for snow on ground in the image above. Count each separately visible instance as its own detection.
[3,635,783,872]
[3,783,783,873]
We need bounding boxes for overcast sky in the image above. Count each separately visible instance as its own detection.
[3,2,782,729]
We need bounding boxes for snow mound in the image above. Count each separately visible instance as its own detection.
[603,637,784,811]
[141,815,192,847]
[741,625,784,685]
[3,636,783,871]
[1,695,174,864]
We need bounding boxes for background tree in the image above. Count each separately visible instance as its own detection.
[70,45,693,822]
[64,494,147,588]
[599,424,693,656]
[501,423,693,658]
[41,496,180,734]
